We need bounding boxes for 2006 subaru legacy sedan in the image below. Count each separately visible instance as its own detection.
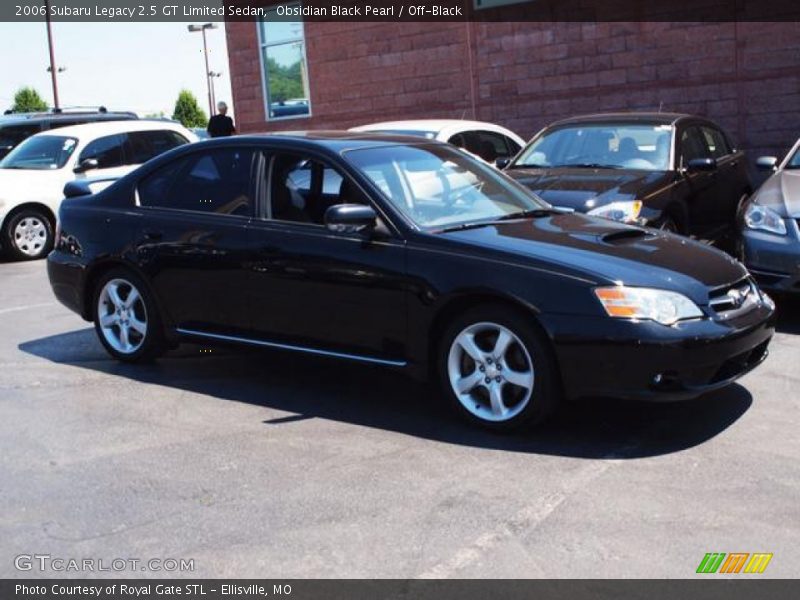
[48,132,776,430]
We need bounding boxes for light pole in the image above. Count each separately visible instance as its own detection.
[208,71,222,113]
[187,23,218,117]
[44,0,61,110]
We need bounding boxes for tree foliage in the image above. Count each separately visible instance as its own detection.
[266,58,305,103]
[171,90,208,128]
[12,87,49,113]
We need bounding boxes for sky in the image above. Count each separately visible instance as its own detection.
[0,21,234,119]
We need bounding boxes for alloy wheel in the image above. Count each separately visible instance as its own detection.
[97,278,148,355]
[13,217,48,257]
[447,322,535,423]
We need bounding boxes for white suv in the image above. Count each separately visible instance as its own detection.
[0,120,196,260]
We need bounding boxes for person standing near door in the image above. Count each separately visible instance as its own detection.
[207,101,236,138]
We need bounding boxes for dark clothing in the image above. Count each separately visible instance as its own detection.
[207,114,235,138]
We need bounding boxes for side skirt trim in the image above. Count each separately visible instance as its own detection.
[175,327,408,368]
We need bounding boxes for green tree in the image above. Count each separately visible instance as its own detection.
[266,58,304,103]
[171,90,207,128]
[11,87,48,113]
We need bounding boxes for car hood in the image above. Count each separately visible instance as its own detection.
[504,167,670,212]
[438,212,746,303]
[0,168,65,203]
[752,169,800,217]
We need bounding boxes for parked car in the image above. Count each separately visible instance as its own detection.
[0,107,137,160]
[502,113,752,240]
[350,119,525,165]
[0,120,196,260]
[738,139,800,293]
[48,133,775,430]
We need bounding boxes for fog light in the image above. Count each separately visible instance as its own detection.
[653,373,664,385]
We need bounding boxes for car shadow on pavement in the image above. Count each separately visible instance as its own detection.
[19,328,753,460]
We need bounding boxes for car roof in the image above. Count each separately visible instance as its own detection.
[0,112,136,125]
[547,112,700,128]
[194,130,447,152]
[31,119,190,139]
[352,119,509,134]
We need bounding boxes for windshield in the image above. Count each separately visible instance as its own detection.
[345,143,547,230]
[0,135,77,170]
[513,123,673,171]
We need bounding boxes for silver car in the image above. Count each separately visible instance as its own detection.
[740,140,800,293]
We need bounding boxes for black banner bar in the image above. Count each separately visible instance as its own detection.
[3,0,800,23]
[2,580,799,600]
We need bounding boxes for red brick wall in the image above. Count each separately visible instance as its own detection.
[225,20,800,160]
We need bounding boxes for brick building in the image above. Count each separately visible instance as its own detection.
[225,5,800,162]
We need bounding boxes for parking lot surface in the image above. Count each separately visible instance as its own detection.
[1,259,799,578]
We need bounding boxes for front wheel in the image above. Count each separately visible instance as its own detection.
[438,306,561,431]
[93,269,166,362]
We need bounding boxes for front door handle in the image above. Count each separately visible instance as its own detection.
[143,230,163,241]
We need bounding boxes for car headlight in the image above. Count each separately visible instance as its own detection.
[594,286,703,325]
[744,203,787,235]
[587,200,643,223]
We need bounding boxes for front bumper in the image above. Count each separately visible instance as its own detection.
[542,303,776,401]
[742,219,800,294]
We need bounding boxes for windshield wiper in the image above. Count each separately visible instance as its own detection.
[495,208,561,221]
[552,163,623,170]
[506,163,546,169]
[435,208,559,233]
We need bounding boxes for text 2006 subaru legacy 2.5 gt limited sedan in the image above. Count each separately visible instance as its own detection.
[48,132,776,430]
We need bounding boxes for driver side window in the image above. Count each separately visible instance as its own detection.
[269,155,369,226]
[680,127,710,166]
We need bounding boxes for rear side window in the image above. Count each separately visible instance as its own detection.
[138,148,255,217]
[79,134,127,169]
[125,130,189,164]
[450,131,517,162]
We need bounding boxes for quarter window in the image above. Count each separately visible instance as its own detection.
[138,148,256,217]
[79,134,126,169]
[258,3,311,120]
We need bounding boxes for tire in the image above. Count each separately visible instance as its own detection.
[3,208,54,261]
[437,304,561,431]
[92,268,166,363]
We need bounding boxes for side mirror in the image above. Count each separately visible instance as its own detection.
[324,204,377,234]
[74,158,99,174]
[756,156,778,172]
[495,158,510,170]
[687,157,717,172]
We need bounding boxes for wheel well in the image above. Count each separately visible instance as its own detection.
[426,293,558,379]
[1,202,56,232]
[82,261,159,322]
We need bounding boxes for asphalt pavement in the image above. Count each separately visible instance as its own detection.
[1,258,798,578]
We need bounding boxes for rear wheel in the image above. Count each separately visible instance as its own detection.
[438,305,560,431]
[93,269,166,362]
[3,209,54,260]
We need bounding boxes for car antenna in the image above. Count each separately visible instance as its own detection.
[658,102,664,113]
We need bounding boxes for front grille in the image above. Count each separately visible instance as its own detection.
[708,277,760,319]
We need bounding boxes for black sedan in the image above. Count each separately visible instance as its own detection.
[502,113,752,241]
[48,132,775,430]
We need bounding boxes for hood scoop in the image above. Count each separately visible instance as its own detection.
[600,229,655,244]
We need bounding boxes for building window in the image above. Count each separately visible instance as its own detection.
[474,0,531,8]
[257,2,311,121]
